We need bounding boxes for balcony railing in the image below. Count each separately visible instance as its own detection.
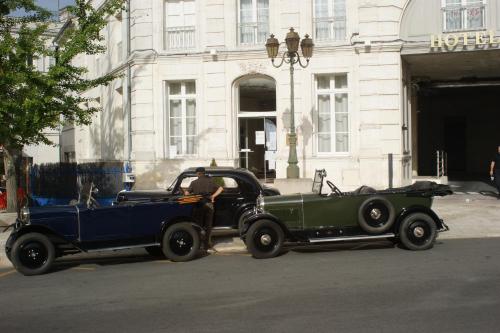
[239,22,269,45]
[443,3,485,31]
[165,26,196,50]
[314,16,346,41]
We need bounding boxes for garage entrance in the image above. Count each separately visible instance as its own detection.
[403,50,500,181]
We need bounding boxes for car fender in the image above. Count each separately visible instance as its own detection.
[235,203,256,220]
[6,224,81,256]
[160,216,202,238]
[394,206,445,233]
[240,212,291,238]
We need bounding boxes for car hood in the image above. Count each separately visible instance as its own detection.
[262,184,280,196]
[29,205,78,220]
[263,193,303,208]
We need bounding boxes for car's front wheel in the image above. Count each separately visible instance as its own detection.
[245,220,285,259]
[399,213,437,251]
[162,223,200,262]
[11,232,55,276]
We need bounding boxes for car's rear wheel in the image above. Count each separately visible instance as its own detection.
[145,246,165,257]
[246,220,284,259]
[162,223,200,262]
[399,213,437,251]
[11,232,55,276]
[358,196,396,234]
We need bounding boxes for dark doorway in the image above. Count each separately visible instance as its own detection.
[239,117,276,179]
[237,76,277,180]
[444,117,466,177]
[417,85,500,180]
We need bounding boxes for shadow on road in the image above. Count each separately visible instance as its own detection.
[290,240,397,254]
[48,252,171,274]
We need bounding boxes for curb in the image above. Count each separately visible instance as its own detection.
[0,231,13,268]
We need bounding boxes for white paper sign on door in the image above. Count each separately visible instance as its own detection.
[255,131,265,145]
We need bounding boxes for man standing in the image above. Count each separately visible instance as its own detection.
[490,145,500,198]
[184,167,224,250]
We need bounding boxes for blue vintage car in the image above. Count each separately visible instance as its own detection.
[5,183,205,275]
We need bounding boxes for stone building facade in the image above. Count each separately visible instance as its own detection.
[61,0,500,189]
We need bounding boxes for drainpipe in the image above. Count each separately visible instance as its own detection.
[124,0,133,188]
[126,1,132,160]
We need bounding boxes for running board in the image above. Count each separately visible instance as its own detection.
[86,243,160,253]
[212,226,235,230]
[308,233,395,244]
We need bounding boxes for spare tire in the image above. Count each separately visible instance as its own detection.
[357,196,396,234]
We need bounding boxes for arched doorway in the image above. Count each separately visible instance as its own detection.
[236,76,277,180]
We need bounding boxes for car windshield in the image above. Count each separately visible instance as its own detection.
[312,169,326,194]
[166,178,178,191]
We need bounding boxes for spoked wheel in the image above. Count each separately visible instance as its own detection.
[162,222,200,262]
[358,196,396,234]
[399,213,437,251]
[246,220,285,259]
[11,233,55,276]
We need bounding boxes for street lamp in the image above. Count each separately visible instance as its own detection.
[265,28,314,179]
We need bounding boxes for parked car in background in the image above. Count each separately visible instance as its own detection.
[0,187,7,210]
[116,167,280,232]
[241,170,452,259]
[6,183,211,275]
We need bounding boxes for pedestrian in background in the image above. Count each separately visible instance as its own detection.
[490,144,500,198]
[183,167,223,250]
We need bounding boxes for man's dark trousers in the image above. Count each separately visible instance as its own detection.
[495,171,500,196]
[193,201,214,248]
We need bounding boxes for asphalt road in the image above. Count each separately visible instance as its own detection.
[1,238,499,333]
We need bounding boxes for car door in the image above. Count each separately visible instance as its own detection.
[79,204,131,243]
[213,176,246,228]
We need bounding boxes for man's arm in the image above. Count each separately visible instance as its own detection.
[210,186,224,203]
[491,161,496,177]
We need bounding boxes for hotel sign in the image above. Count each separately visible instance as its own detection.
[430,31,499,49]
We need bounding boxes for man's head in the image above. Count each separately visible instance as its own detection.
[498,145,500,153]
[195,167,206,178]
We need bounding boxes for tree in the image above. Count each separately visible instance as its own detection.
[0,0,124,213]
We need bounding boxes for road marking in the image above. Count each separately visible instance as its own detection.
[71,267,96,271]
[0,270,16,278]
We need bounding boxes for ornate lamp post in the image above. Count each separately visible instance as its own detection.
[266,28,314,179]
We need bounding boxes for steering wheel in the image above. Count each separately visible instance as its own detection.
[326,180,342,196]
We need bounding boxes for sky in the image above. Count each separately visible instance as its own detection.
[11,0,75,16]
[36,0,75,11]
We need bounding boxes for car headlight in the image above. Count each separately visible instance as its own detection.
[20,207,30,224]
[256,194,265,212]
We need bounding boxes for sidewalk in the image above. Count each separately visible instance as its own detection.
[1,194,499,268]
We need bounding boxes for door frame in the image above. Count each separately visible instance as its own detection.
[233,74,277,178]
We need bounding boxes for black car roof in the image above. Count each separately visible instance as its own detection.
[182,167,253,174]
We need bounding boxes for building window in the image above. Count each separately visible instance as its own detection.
[442,0,486,31]
[165,0,196,50]
[316,74,349,153]
[239,0,269,45]
[167,81,197,156]
[313,0,346,41]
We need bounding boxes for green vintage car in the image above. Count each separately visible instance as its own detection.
[241,170,452,259]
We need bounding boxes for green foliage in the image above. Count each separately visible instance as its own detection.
[0,0,124,150]
[209,158,225,187]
